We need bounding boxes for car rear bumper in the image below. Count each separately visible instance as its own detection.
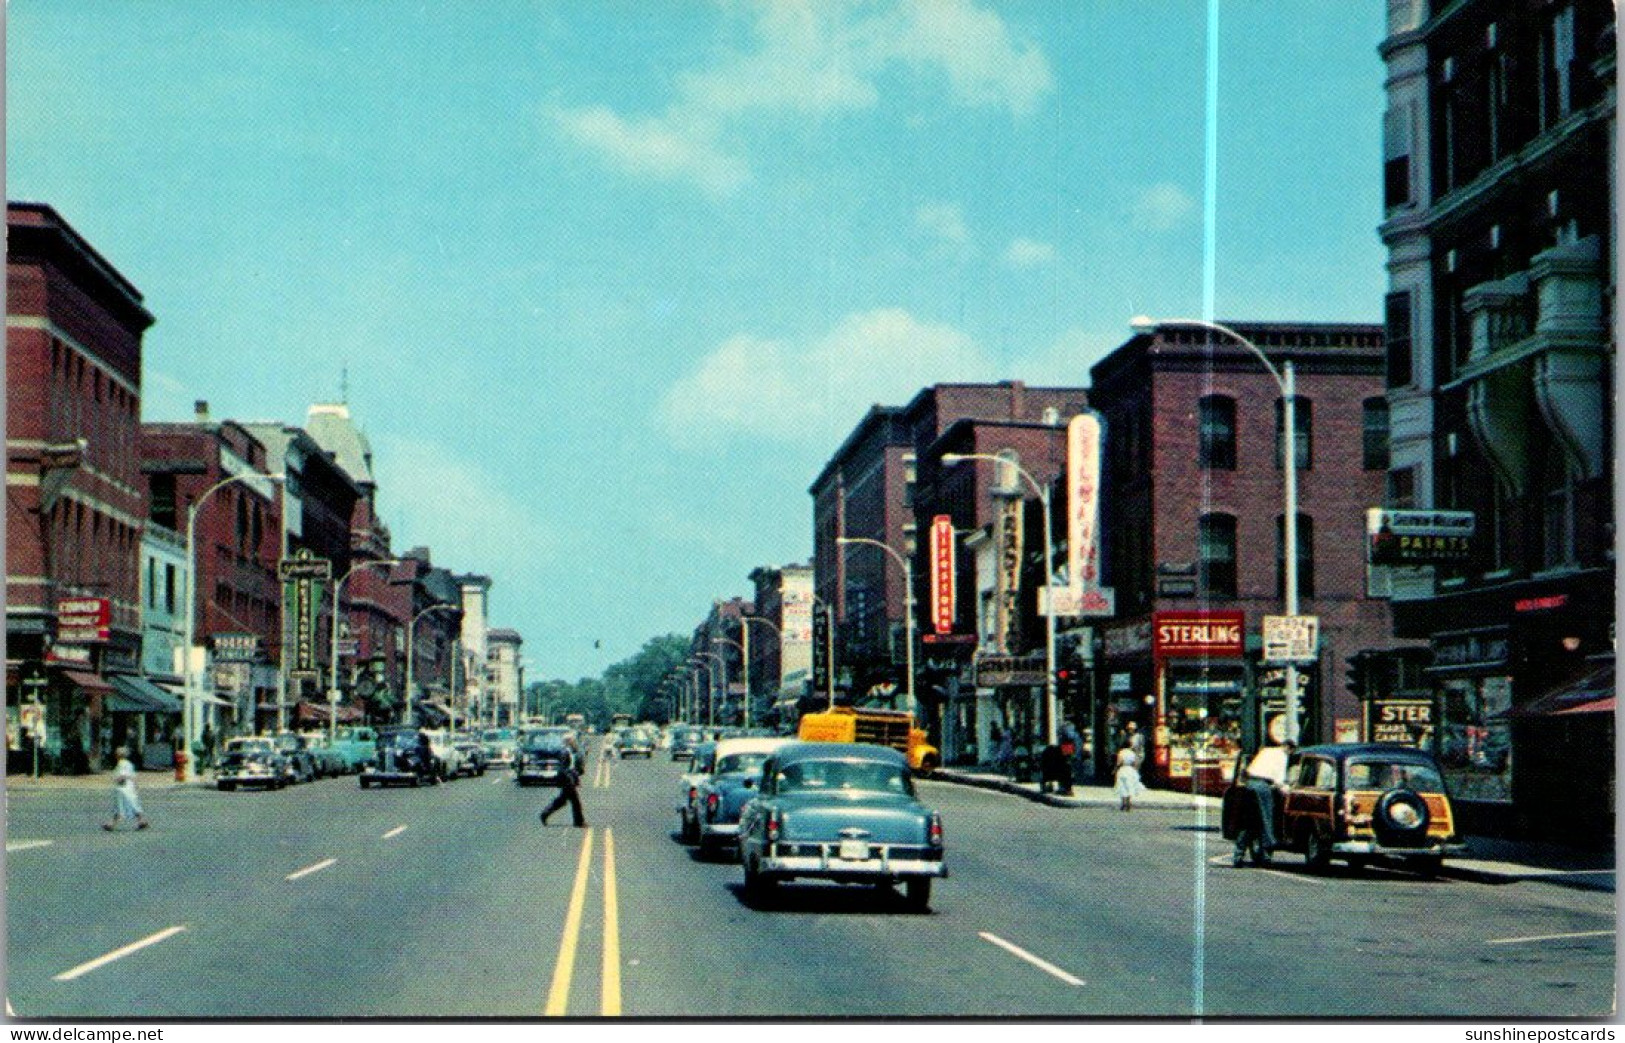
[760,845,947,879]
[217,773,278,786]
[1332,839,1467,857]
[517,771,566,785]
[363,770,424,783]
[700,822,740,840]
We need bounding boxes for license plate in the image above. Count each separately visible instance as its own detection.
[838,839,870,861]
[540,767,557,776]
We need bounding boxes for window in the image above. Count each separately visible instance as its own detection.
[236,492,249,556]
[165,564,176,615]
[1275,397,1312,471]
[150,474,177,531]
[1277,514,1316,600]
[147,558,157,609]
[1385,292,1413,388]
[1541,7,1577,129]
[1363,398,1391,471]
[1198,396,1236,470]
[1198,513,1237,600]
[1383,105,1413,209]
[1541,446,1575,569]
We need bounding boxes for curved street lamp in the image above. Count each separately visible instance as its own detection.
[181,470,285,783]
[1131,315,1302,743]
[713,636,746,727]
[694,650,726,728]
[404,603,461,726]
[836,536,915,717]
[941,451,1060,747]
[329,557,403,742]
[736,614,782,728]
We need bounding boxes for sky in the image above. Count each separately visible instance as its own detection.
[7,0,1389,681]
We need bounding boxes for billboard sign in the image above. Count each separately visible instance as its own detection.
[57,597,110,643]
[929,515,956,634]
[1367,508,1476,565]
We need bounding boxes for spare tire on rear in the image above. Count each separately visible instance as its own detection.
[1374,788,1430,847]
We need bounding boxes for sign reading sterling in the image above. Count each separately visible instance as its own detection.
[1153,610,1245,658]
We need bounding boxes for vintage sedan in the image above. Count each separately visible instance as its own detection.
[300,733,347,778]
[516,732,579,787]
[676,742,718,843]
[669,725,706,762]
[270,732,319,784]
[1221,742,1466,875]
[483,727,519,769]
[360,727,440,788]
[694,737,790,858]
[614,726,656,759]
[737,742,946,911]
[216,738,289,791]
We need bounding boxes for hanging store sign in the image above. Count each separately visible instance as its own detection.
[993,495,1025,654]
[57,597,111,644]
[1153,611,1245,658]
[1066,412,1104,590]
[930,515,956,634]
[287,575,323,681]
[279,549,332,582]
[1367,508,1476,565]
[212,632,260,663]
[1365,699,1434,747]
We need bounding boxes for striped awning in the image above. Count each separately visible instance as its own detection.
[108,675,184,714]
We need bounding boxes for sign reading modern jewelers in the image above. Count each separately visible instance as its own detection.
[929,515,955,635]
[1152,611,1245,658]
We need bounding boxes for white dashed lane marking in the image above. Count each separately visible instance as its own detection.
[54,926,187,982]
[285,858,337,881]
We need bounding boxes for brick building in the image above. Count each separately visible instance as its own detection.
[690,597,751,726]
[746,562,814,724]
[6,202,155,771]
[396,548,464,725]
[141,407,284,742]
[1089,320,1395,791]
[1379,0,1615,838]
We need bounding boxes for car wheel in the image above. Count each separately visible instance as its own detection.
[1304,830,1331,871]
[360,777,370,789]
[904,878,933,912]
[410,775,421,788]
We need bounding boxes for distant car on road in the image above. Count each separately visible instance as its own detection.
[300,733,346,778]
[737,742,946,911]
[216,737,288,791]
[361,727,439,788]
[1221,742,1466,875]
[454,733,488,777]
[695,737,790,858]
[482,727,518,769]
[669,725,706,762]
[269,732,318,784]
[614,727,656,759]
[423,730,464,780]
[328,726,379,773]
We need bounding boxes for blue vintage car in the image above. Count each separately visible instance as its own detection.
[694,737,790,858]
[737,742,946,911]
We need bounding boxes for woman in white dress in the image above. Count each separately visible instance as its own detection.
[1113,743,1145,811]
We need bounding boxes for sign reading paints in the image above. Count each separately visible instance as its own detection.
[1153,611,1245,658]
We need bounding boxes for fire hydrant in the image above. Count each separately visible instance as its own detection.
[174,750,188,782]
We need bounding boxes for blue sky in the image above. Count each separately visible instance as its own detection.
[8,0,1388,680]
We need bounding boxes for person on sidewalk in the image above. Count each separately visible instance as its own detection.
[992,728,1014,779]
[1114,741,1145,812]
[103,747,150,832]
[1124,720,1145,763]
[539,757,587,828]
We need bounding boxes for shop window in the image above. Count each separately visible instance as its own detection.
[1540,446,1575,569]
[150,474,177,531]
[1276,514,1315,600]
[1198,513,1237,600]
[1385,292,1413,389]
[1438,676,1513,802]
[1198,396,1236,470]
[1275,397,1312,471]
[1383,105,1414,210]
[1363,398,1390,472]
[147,558,157,609]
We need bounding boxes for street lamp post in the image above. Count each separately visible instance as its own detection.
[405,603,460,727]
[329,558,403,743]
[714,636,746,727]
[181,471,286,783]
[836,537,915,717]
[1132,315,1302,743]
[695,650,726,728]
[941,452,1060,747]
[737,615,782,729]
[689,657,715,728]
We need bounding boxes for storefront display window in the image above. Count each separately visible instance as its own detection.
[1164,666,1244,783]
[1438,676,1513,802]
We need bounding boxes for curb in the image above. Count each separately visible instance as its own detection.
[932,769,1219,811]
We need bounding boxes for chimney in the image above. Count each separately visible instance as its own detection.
[194,400,210,423]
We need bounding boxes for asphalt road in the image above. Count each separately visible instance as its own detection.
[6,743,1616,1019]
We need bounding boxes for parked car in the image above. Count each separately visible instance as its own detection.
[301,733,346,778]
[360,727,440,788]
[516,732,580,787]
[695,737,790,858]
[270,732,318,784]
[1221,742,1466,875]
[329,726,379,773]
[737,742,946,911]
[483,727,518,769]
[676,742,718,843]
[615,726,656,759]
[216,738,289,791]
[454,733,488,777]
[669,725,706,762]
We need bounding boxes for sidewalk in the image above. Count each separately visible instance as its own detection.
[932,766,1615,891]
[6,768,214,791]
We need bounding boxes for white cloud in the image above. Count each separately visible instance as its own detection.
[916,202,970,246]
[659,308,996,445]
[1017,326,1124,386]
[1003,237,1056,268]
[1133,181,1197,232]
[551,0,1053,195]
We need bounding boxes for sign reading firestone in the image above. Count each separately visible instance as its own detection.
[1152,611,1245,658]
[930,515,955,634]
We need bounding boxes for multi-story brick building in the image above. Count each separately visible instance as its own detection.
[7,202,155,771]
[809,382,1089,713]
[1379,0,1614,837]
[1089,320,1395,792]
[396,548,463,725]
[746,562,814,724]
[141,406,284,742]
[690,597,750,726]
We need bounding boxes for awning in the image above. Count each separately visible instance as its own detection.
[293,700,364,724]
[108,675,183,714]
[1502,664,1615,718]
[61,669,112,693]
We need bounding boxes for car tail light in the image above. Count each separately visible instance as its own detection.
[706,792,720,819]
[928,812,944,848]
[766,809,782,843]
[688,786,698,805]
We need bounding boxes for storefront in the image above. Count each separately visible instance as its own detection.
[1151,611,1246,795]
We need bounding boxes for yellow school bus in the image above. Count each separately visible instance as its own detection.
[797,706,939,774]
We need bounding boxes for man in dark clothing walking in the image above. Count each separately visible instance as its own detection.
[540,760,587,827]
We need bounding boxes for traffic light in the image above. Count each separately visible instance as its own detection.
[1344,651,1372,699]
[1056,667,1085,714]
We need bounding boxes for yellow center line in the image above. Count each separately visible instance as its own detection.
[544,826,595,1016]
[601,828,622,1016]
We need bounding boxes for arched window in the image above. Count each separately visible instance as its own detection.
[1198,513,1237,599]
[1198,395,1236,470]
